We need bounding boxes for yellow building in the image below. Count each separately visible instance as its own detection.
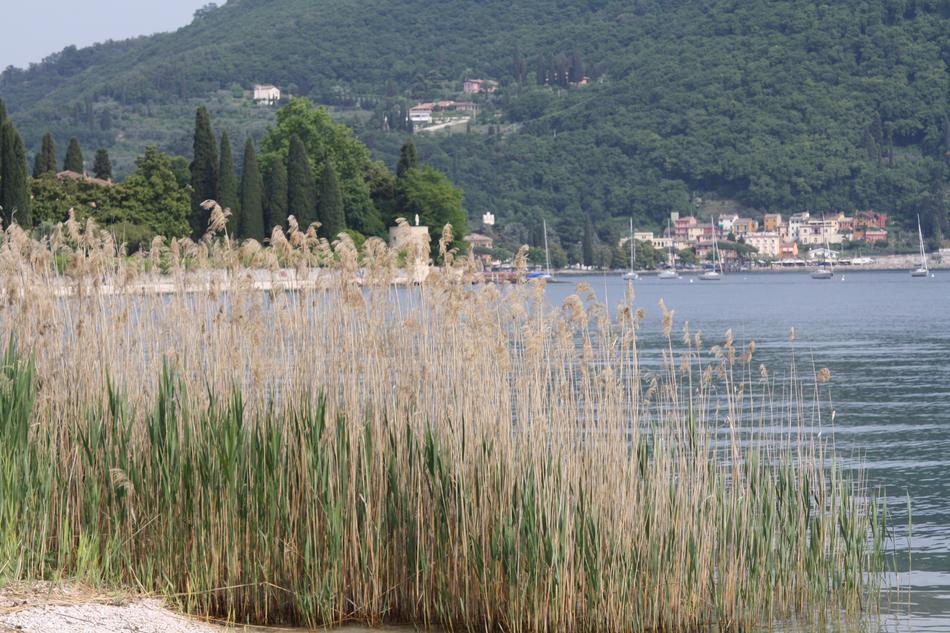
[733,218,758,235]
[763,213,783,232]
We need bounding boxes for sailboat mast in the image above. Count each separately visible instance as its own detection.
[824,215,834,272]
[713,216,722,274]
[543,219,552,276]
[667,219,674,267]
[918,214,927,272]
[629,218,635,273]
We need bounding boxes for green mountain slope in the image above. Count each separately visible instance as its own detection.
[2,0,948,246]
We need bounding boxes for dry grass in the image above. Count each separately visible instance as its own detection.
[0,211,888,632]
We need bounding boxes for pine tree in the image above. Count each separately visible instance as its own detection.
[317,161,346,239]
[218,132,240,221]
[240,139,265,240]
[189,106,218,237]
[582,215,594,267]
[63,137,84,173]
[0,99,6,123]
[396,139,418,178]
[0,120,32,227]
[93,149,112,180]
[33,133,57,177]
[287,135,316,227]
[264,159,288,231]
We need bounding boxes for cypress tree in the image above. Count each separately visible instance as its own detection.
[63,137,84,173]
[287,135,316,227]
[264,159,288,231]
[0,99,5,184]
[240,140,265,240]
[396,139,418,178]
[189,106,218,237]
[582,215,594,267]
[92,149,112,180]
[317,161,345,239]
[0,121,32,227]
[218,131,240,219]
[33,133,57,177]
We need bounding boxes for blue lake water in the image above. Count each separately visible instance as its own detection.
[541,270,950,632]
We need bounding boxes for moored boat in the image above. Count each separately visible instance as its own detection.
[623,217,639,280]
[699,216,723,281]
[658,219,679,279]
[911,214,930,278]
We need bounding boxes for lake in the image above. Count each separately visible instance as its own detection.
[541,270,949,632]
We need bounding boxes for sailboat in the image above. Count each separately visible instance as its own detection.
[623,218,638,280]
[911,214,930,277]
[811,216,835,279]
[527,219,553,280]
[657,219,680,279]
[699,217,722,281]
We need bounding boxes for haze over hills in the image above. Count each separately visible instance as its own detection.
[1,0,948,248]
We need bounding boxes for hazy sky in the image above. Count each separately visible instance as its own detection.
[1,0,211,69]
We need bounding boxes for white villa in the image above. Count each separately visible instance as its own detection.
[797,217,844,245]
[408,105,433,124]
[253,84,281,105]
[744,232,781,258]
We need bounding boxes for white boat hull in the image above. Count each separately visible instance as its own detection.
[657,270,679,279]
[699,272,721,281]
[911,268,929,277]
[811,270,833,279]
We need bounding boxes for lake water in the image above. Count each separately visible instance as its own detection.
[539,270,949,632]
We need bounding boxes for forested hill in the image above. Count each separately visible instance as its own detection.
[2,0,948,246]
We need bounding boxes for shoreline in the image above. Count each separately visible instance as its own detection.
[550,258,947,276]
[0,584,225,633]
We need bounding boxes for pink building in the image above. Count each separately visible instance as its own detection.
[673,215,698,239]
[854,211,888,230]
[862,228,888,244]
[779,241,799,259]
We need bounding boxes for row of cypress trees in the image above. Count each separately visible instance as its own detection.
[31,133,113,181]
[0,99,113,228]
[190,106,269,240]
[0,100,354,237]
[0,99,32,227]
[189,106,345,241]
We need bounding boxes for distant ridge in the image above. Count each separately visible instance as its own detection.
[1,0,947,240]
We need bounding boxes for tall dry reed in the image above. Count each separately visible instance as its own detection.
[0,212,888,632]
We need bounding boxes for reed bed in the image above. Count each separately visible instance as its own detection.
[0,213,887,632]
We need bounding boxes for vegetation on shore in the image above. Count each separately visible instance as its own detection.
[0,99,465,255]
[0,212,889,631]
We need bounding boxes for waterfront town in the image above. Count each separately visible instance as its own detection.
[631,210,891,267]
[461,209,913,272]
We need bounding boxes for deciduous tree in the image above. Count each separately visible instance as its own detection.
[396,165,466,256]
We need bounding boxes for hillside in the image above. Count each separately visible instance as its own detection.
[1,0,948,249]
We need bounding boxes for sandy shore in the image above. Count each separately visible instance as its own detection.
[0,584,225,633]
